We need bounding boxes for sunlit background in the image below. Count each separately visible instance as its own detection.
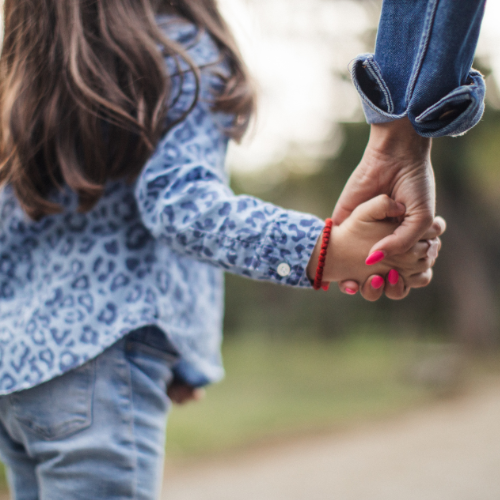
[1,1,500,499]
[167,2,500,498]
[219,0,500,174]
[215,0,500,350]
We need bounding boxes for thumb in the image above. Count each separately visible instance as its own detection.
[368,211,434,257]
[352,194,406,223]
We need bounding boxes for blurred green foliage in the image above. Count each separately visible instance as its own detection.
[0,466,5,492]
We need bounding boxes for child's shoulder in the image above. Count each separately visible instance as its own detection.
[156,14,230,123]
[156,14,223,72]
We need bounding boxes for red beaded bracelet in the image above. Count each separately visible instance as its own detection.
[313,218,333,291]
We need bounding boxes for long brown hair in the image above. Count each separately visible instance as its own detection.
[0,0,254,220]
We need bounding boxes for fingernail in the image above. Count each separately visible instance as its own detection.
[345,288,357,295]
[366,251,385,266]
[371,276,384,289]
[396,202,406,212]
[388,269,399,285]
[321,282,330,291]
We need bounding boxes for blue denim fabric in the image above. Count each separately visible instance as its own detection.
[0,327,176,500]
[351,0,487,137]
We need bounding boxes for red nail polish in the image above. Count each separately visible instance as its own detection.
[321,282,330,291]
[388,269,399,285]
[371,276,384,289]
[366,251,385,266]
[345,288,356,295]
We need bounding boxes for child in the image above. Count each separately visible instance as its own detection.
[0,1,443,498]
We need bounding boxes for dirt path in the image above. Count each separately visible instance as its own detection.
[162,380,500,500]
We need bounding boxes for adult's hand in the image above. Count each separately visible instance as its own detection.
[332,117,435,299]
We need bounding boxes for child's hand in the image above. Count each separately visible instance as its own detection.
[167,382,206,405]
[307,194,442,288]
[319,194,405,284]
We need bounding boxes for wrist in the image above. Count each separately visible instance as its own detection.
[368,117,431,161]
[308,225,342,284]
[306,220,334,288]
[306,237,321,283]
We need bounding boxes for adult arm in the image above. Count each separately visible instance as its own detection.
[332,117,437,299]
[337,0,486,299]
[352,0,487,138]
[333,117,434,259]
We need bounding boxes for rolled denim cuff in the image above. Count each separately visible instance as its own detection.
[408,70,486,138]
[350,54,406,124]
[351,55,486,138]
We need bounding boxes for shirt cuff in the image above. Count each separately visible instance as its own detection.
[257,212,325,289]
[351,54,486,138]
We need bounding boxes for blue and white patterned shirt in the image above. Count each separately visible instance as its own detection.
[0,17,325,395]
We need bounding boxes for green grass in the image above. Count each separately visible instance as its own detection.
[165,333,439,460]
[0,466,5,493]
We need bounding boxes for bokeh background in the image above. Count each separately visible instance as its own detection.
[1,0,500,497]
[166,0,500,465]
[219,0,500,351]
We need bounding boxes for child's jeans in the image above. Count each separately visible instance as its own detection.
[0,326,178,500]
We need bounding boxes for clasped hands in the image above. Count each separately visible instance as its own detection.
[169,118,443,405]
[310,117,445,301]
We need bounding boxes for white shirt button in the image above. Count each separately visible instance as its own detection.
[277,263,291,277]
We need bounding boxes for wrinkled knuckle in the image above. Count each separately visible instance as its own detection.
[422,213,434,229]
[400,242,414,255]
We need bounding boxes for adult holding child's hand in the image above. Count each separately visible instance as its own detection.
[333,118,441,301]
[336,0,487,300]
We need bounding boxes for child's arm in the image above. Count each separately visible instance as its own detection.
[307,195,442,286]
[135,34,439,293]
[135,57,325,289]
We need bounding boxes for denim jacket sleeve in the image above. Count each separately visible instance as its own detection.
[351,0,487,137]
[134,46,324,288]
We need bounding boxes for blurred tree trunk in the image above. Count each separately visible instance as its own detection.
[437,185,499,348]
